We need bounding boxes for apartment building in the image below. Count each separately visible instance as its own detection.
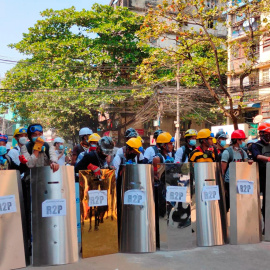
[227,3,270,131]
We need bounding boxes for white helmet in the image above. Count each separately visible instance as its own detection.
[54,137,64,143]
[79,127,93,136]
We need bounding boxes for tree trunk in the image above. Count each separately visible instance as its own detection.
[232,115,239,130]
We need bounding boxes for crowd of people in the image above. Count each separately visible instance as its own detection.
[1,122,270,245]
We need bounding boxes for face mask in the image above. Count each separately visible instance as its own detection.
[240,142,246,148]
[59,145,64,150]
[0,146,7,156]
[19,137,28,145]
[220,140,226,147]
[189,139,196,146]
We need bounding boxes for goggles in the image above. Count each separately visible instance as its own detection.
[170,137,175,143]
[134,146,144,153]
[0,135,8,142]
[29,125,43,133]
[208,133,214,139]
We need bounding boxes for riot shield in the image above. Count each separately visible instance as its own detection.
[120,164,156,253]
[75,182,81,243]
[162,163,196,250]
[31,166,78,266]
[193,162,227,246]
[0,170,28,270]
[79,169,118,258]
[229,162,261,244]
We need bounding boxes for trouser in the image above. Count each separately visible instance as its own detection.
[260,177,266,224]
[21,176,31,252]
[225,182,230,212]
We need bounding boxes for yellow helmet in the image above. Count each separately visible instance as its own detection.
[126,138,143,153]
[88,133,101,142]
[196,129,214,139]
[137,136,144,143]
[156,132,175,144]
[184,129,198,137]
[13,127,27,138]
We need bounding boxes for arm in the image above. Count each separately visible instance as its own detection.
[221,161,227,176]
[152,156,161,181]
[20,145,38,168]
[174,147,183,163]
[112,155,121,179]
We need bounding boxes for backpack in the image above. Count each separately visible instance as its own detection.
[223,146,245,176]
[256,142,270,157]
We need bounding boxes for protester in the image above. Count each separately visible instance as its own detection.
[213,130,228,161]
[175,129,197,163]
[221,129,249,211]
[71,127,93,165]
[189,129,215,162]
[54,137,69,166]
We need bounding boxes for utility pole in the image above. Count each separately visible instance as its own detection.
[175,64,180,149]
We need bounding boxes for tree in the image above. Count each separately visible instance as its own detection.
[136,0,270,129]
[1,4,149,142]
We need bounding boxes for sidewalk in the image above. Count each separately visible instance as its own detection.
[25,242,270,270]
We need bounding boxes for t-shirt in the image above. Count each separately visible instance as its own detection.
[144,146,158,163]
[189,147,215,162]
[174,145,193,163]
[55,150,65,166]
[221,147,248,182]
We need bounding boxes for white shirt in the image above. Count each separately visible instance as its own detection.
[144,146,156,163]
[8,145,21,166]
[174,146,192,163]
[55,150,65,165]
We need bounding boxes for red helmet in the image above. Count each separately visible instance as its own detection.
[231,130,247,139]
[258,122,270,132]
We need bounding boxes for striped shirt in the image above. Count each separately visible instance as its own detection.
[188,146,215,162]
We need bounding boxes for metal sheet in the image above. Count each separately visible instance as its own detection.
[79,169,118,258]
[120,164,156,253]
[194,162,227,246]
[31,166,78,266]
[265,163,270,241]
[162,163,196,250]
[75,183,81,243]
[229,162,261,244]
[0,170,27,270]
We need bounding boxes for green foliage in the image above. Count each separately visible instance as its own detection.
[1,4,149,141]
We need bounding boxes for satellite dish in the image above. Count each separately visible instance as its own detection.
[253,115,263,124]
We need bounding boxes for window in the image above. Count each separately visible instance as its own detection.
[263,36,270,52]
[206,0,218,8]
[263,68,270,84]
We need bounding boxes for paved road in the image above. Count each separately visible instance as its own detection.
[25,242,270,270]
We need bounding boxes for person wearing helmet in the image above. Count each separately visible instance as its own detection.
[71,127,93,165]
[113,137,143,179]
[54,137,69,166]
[76,133,101,165]
[189,129,215,162]
[116,128,144,163]
[21,123,59,172]
[7,127,29,174]
[221,129,249,211]
[75,136,114,176]
[213,130,228,162]
[175,129,197,163]
[152,132,175,179]
[143,129,164,163]
[250,122,270,228]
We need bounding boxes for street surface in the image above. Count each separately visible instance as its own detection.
[25,241,270,270]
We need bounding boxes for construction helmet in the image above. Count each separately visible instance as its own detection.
[215,130,228,139]
[79,127,93,136]
[88,133,101,142]
[13,127,27,138]
[54,137,64,144]
[137,136,144,143]
[97,136,114,155]
[125,128,138,138]
[258,123,270,132]
[126,138,143,153]
[156,132,175,144]
[196,129,214,140]
[153,129,163,139]
[231,130,247,139]
[184,129,197,138]
[0,134,8,143]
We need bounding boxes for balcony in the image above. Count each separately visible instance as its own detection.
[231,19,259,39]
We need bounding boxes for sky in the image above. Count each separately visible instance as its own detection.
[0,0,109,77]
